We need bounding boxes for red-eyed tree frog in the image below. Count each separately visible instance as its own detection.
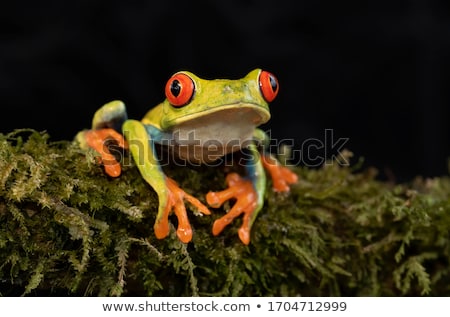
[76,69,298,245]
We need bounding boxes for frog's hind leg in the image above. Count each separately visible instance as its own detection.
[261,154,298,192]
[206,143,266,245]
[253,128,298,192]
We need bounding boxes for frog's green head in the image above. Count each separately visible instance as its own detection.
[159,68,278,130]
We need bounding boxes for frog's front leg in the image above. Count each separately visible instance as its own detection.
[206,143,266,245]
[76,100,129,177]
[122,120,211,243]
[206,129,298,245]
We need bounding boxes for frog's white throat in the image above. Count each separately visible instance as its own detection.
[166,105,269,164]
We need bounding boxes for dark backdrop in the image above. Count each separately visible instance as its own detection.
[1,0,448,182]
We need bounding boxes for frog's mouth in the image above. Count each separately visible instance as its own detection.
[163,103,270,164]
[166,103,270,129]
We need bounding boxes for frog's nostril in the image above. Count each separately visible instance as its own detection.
[223,85,232,93]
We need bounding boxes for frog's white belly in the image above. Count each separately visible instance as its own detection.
[166,107,264,164]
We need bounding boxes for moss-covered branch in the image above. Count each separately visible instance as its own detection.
[0,129,449,296]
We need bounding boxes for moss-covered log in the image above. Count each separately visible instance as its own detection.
[0,129,449,296]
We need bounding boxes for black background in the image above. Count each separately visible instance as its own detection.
[1,0,448,182]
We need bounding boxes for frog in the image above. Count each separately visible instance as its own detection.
[76,69,298,245]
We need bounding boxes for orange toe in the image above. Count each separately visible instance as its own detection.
[154,215,170,240]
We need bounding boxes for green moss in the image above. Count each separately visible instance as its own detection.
[0,129,449,296]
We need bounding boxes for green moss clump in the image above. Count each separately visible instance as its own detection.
[0,129,449,296]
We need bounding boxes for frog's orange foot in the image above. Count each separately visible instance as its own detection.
[154,177,211,244]
[261,154,298,192]
[206,173,258,245]
[84,129,129,177]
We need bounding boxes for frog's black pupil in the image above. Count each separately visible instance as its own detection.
[170,80,181,97]
[269,75,278,92]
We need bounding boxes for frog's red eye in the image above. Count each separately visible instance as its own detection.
[259,70,279,102]
[165,73,195,107]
